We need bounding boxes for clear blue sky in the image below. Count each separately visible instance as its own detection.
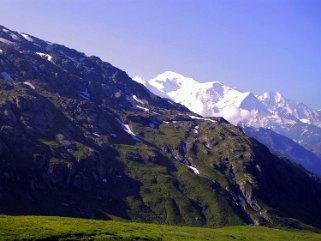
[1,0,320,108]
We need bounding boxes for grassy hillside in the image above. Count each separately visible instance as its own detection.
[0,215,321,241]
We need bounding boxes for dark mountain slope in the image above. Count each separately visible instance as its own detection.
[0,25,321,229]
[243,127,321,176]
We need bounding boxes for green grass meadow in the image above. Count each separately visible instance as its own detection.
[0,215,321,241]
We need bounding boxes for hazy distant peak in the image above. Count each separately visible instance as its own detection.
[149,71,198,93]
[257,91,285,104]
[154,71,189,80]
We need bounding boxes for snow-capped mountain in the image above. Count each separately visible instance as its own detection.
[134,71,321,128]
[257,91,321,127]
[134,71,269,125]
[133,71,321,175]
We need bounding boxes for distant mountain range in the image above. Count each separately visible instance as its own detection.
[133,72,321,176]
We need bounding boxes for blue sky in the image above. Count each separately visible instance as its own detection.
[1,0,320,108]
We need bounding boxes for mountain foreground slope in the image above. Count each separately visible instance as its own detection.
[0,25,321,229]
[134,72,321,176]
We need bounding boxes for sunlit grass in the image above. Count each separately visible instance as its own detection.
[0,215,321,241]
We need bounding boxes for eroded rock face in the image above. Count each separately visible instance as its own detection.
[0,25,321,229]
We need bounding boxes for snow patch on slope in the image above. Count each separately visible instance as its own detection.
[189,115,216,123]
[187,165,200,175]
[132,95,144,104]
[0,37,14,45]
[116,118,141,142]
[36,52,54,63]
[23,81,35,89]
[21,33,34,42]
[135,105,149,112]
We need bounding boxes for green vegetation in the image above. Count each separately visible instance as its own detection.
[73,142,91,160]
[0,215,320,241]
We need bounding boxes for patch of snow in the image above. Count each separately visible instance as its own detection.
[0,49,2,54]
[189,115,216,123]
[132,95,144,104]
[23,81,35,89]
[2,29,10,33]
[102,178,108,183]
[21,33,34,42]
[36,52,54,63]
[202,117,216,123]
[1,72,13,81]
[135,105,149,112]
[109,133,117,137]
[187,165,200,175]
[55,92,61,97]
[192,125,199,134]
[123,124,141,141]
[92,132,101,137]
[80,88,90,100]
[0,37,14,45]
[300,118,311,124]
[163,121,170,124]
[115,118,141,142]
